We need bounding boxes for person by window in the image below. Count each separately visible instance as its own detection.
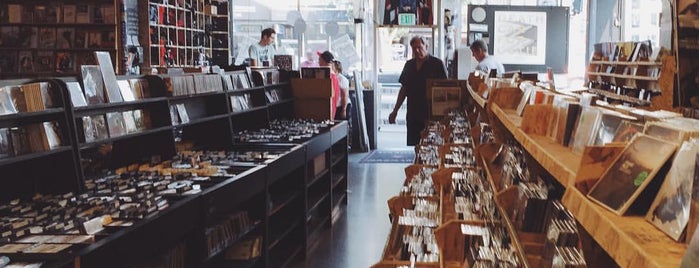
[248,28,276,66]
[469,39,505,77]
[388,35,447,146]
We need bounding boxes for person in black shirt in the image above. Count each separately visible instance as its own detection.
[388,35,447,146]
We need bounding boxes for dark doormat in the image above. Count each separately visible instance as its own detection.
[359,149,415,164]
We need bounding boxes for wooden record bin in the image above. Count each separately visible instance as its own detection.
[0,70,348,268]
[464,74,688,267]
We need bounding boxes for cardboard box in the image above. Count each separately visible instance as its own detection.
[294,99,333,121]
[291,78,333,99]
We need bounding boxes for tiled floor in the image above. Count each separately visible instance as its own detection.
[292,130,410,268]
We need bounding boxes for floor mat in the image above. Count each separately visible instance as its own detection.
[359,149,415,164]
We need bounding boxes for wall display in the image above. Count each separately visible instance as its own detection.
[493,11,546,65]
[81,65,105,104]
[588,134,677,215]
[647,139,699,241]
[467,5,569,73]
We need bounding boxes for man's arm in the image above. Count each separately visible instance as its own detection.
[248,45,258,65]
[389,86,407,124]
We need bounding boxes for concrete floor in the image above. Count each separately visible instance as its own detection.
[292,130,410,268]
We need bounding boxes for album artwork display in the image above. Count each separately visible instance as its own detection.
[588,134,677,215]
[612,121,644,143]
[82,114,109,142]
[647,139,699,241]
[81,65,105,104]
[118,80,135,102]
[66,82,87,107]
[106,112,127,137]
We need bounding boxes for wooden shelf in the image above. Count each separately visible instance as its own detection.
[230,105,267,116]
[331,173,346,189]
[587,72,659,81]
[0,47,117,51]
[74,98,167,115]
[489,102,689,268]
[0,146,72,167]
[562,188,686,268]
[0,108,65,120]
[307,191,329,214]
[490,104,578,186]
[268,191,300,217]
[204,220,262,261]
[589,60,662,66]
[168,91,225,101]
[588,89,651,106]
[78,126,172,150]
[176,114,229,127]
[466,82,487,108]
[480,156,531,268]
[268,98,294,106]
[268,219,301,250]
[306,168,329,187]
[0,23,116,27]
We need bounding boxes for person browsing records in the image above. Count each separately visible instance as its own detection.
[248,28,276,66]
[388,35,447,146]
[334,60,350,120]
[470,39,505,77]
[318,51,344,120]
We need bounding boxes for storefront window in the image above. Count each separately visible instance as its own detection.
[230,0,357,70]
[622,0,661,48]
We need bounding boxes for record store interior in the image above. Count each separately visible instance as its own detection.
[2,0,699,267]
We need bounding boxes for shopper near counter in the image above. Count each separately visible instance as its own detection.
[318,50,343,120]
[388,35,447,146]
[334,60,350,120]
[248,28,276,66]
[470,39,505,77]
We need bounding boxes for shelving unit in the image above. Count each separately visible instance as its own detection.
[0,71,348,268]
[585,42,674,110]
[0,0,118,78]
[144,0,229,69]
[468,78,689,267]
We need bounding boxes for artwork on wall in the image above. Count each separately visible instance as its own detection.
[493,11,547,65]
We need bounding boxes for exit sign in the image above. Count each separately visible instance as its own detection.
[398,13,416,25]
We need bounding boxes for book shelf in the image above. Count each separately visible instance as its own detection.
[0,0,118,79]
[0,71,348,268]
[144,0,229,69]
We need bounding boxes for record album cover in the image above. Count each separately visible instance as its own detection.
[81,65,105,104]
[588,134,677,215]
[613,121,644,143]
[0,86,18,115]
[95,51,122,103]
[64,82,86,108]
[106,112,126,137]
[0,128,11,158]
[647,139,699,241]
[18,50,34,73]
[122,111,138,134]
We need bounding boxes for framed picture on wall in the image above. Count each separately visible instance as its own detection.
[493,11,547,65]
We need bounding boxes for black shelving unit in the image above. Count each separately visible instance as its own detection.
[0,70,348,268]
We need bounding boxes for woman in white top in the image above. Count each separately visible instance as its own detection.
[334,60,350,120]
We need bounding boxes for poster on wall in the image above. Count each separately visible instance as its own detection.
[493,11,547,65]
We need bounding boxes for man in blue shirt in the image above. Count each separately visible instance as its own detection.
[388,35,447,146]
